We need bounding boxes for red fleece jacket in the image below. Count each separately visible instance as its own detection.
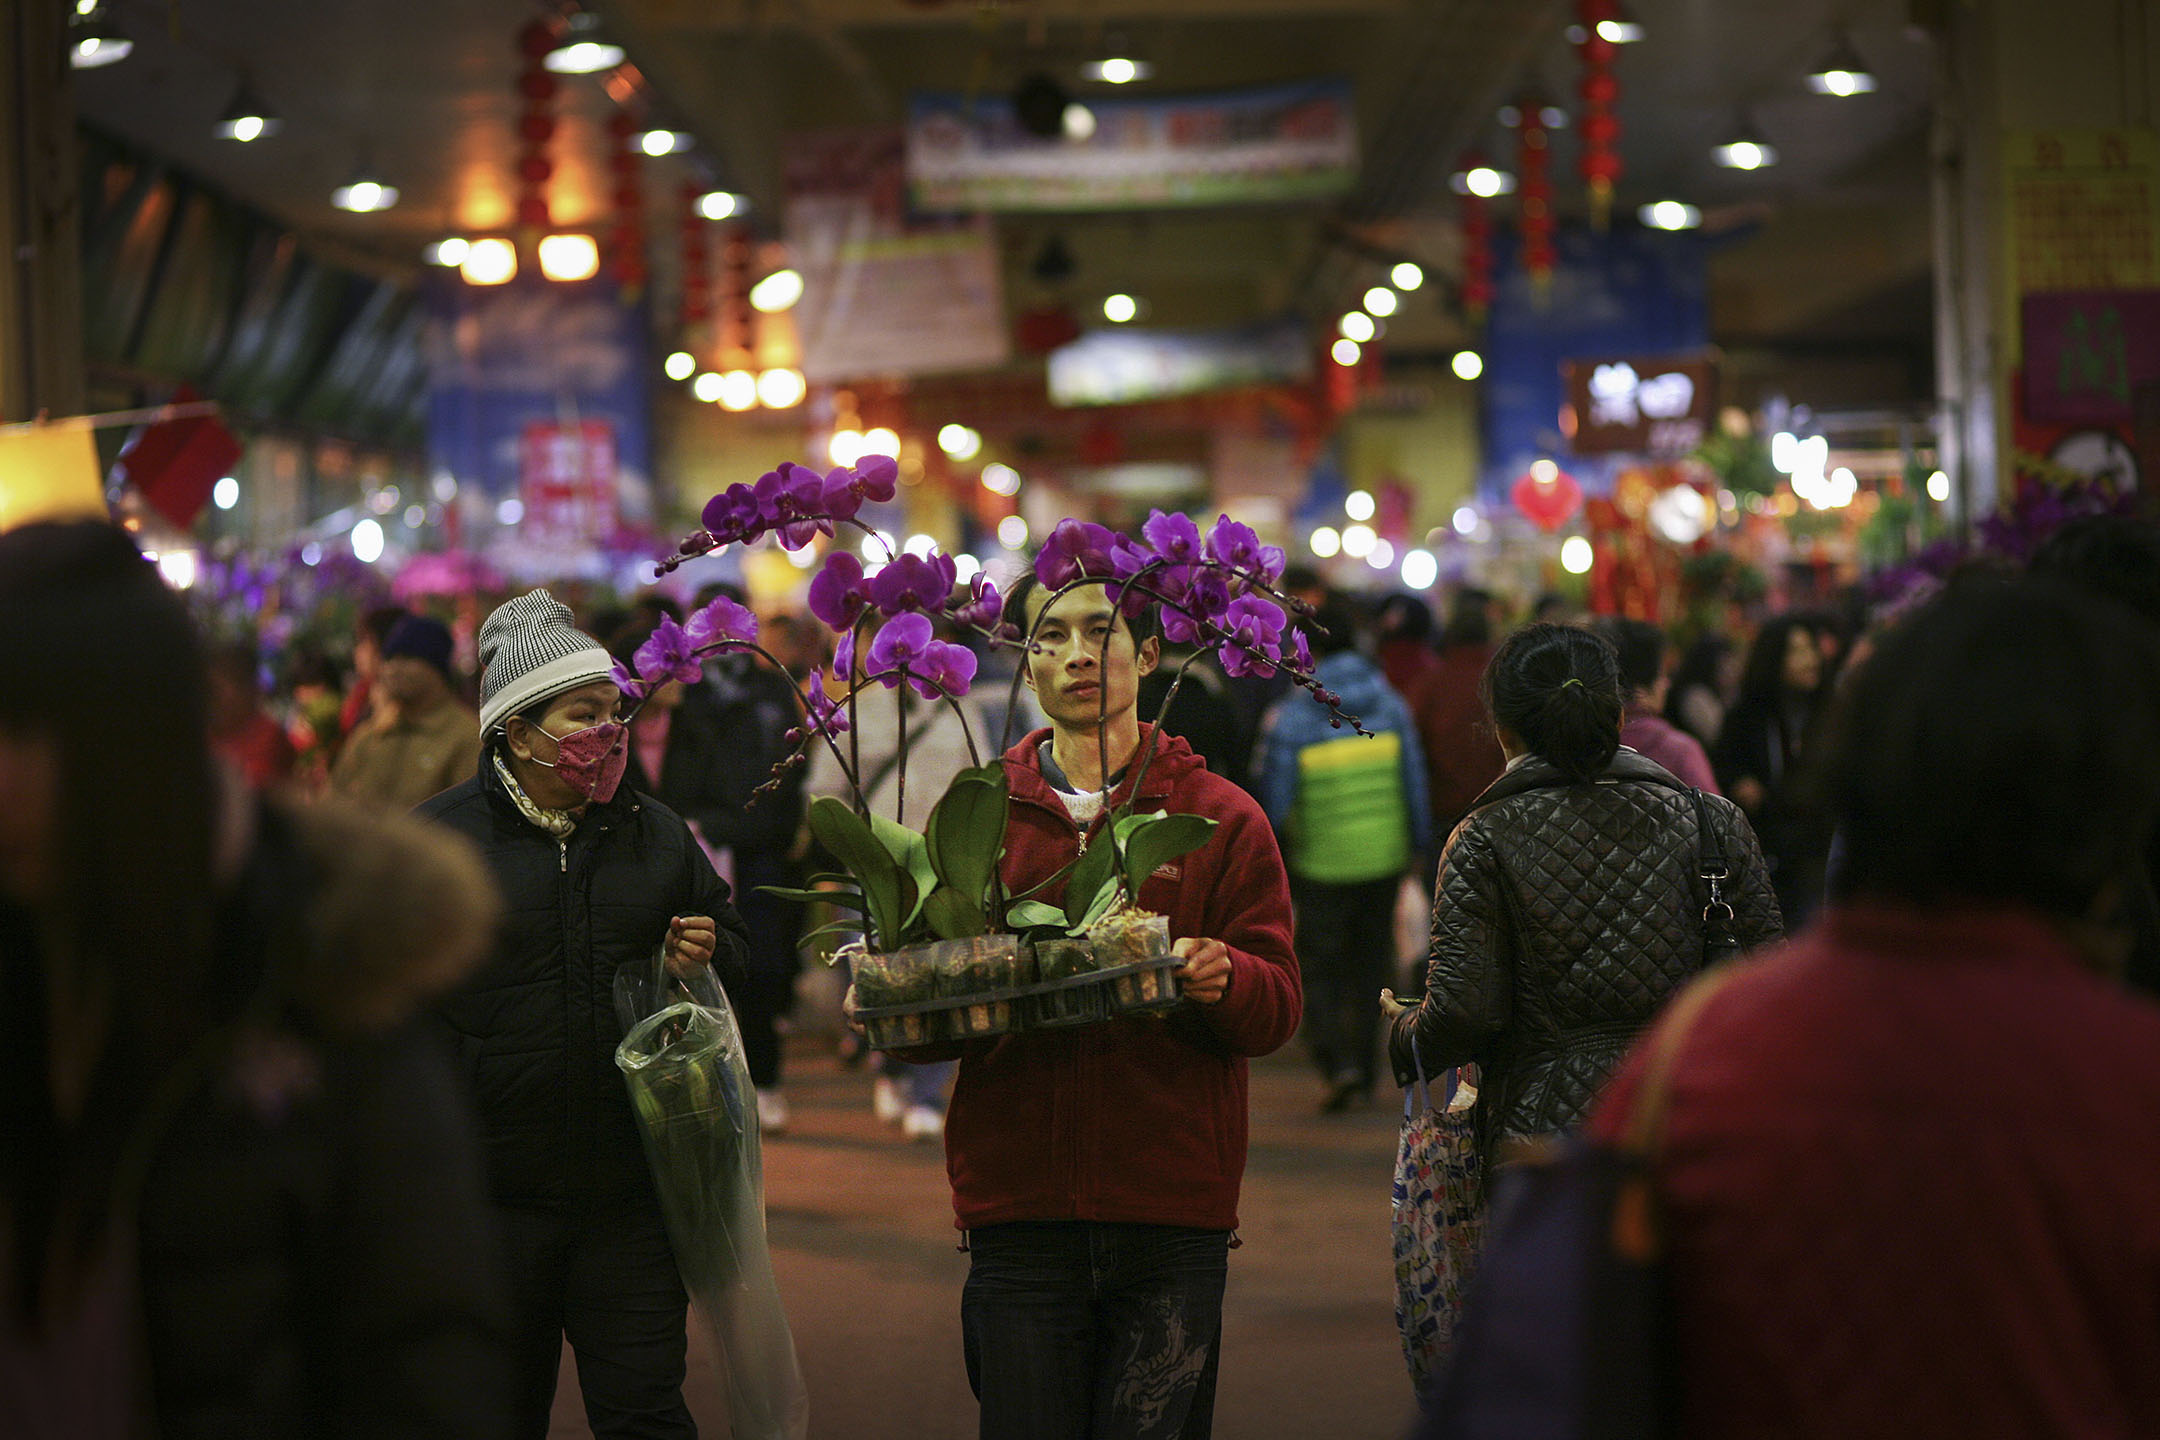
[918,726,1301,1233]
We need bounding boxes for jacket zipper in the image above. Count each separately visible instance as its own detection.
[558,837,568,872]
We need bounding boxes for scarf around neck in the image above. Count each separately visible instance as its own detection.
[492,749,578,840]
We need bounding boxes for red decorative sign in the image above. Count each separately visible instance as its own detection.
[519,421,618,545]
[1459,156,1494,323]
[2021,290,2160,424]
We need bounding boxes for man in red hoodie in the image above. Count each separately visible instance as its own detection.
[877,575,1301,1440]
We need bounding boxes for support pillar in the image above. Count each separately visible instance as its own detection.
[0,0,85,424]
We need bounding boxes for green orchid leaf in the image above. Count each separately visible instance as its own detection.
[1063,830,1122,930]
[1005,899,1070,930]
[923,885,989,940]
[808,796,904,948]
[868,811,937,925]
[927,770,1009,904]
[1120,813,1218,898]
[756,885,866,912]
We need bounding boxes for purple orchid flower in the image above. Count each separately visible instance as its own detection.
[1288,627,1314,674]
[870,551,959,616]
[821,454,900,521]
[1034,519,1118,590]
[1141,510,1205,566]
[701,483,763,545]
[1215,594,1286,679]
[911,639,978,700]
[833,626,856,682]
[633,615,706,687]
[1254,543,1288,587]
[808,552,870,630]
[864,611,933,689]
[1104,535,1159,617]
[798,669,850,738]
[1160,568,1229,646]
[951,574,1003,631]
[754,462,834,550]
[1204,514,1265,575]
[685,593,759,652]
[608,659,649,704]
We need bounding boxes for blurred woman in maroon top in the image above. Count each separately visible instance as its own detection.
[1590,576,2160,1439]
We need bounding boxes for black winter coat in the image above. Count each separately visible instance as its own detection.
[132,798,511,1440]
[420,755,750,1209]
[1388,751,1782,1154]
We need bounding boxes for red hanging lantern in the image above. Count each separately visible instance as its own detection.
[1513,104,1556,296]
[1576,0,1623,230]
[719,222,755,368]
[604,113,647,297]
[679,182,712,333]
[1457,153,1495,325]
[1512,460,1583,531]
[512,21,558,242]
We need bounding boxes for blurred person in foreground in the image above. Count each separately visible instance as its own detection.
[1583,575,2160,1437]
[1387,624,1780,1165]
[330,614,479,812]
[206,640,296,791]
[1375,592,1438,697]
[1714,614,1834,924]
[419,590,750,1440]
[1254,592,1430,1112]
[0,522,512,1439]
[1602,617,1719,794]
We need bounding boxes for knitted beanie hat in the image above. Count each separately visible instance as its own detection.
[476,589,615,735]
[381,614,456,679]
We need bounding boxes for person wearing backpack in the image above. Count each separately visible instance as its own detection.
[1255,591,1432,1112]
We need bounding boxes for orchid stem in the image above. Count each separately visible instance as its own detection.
[894,686,909,828]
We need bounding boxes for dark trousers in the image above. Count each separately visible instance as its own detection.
[497,1201,695,1440]
[961,1221,1231,1440]
[1291,874,1401,1090]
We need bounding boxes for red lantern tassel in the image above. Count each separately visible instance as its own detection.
[1514,105,1556,299]
[1577,0,1623,231]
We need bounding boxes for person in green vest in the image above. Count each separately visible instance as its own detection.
[1254,590,1431,1112]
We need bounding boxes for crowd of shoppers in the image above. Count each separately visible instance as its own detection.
[11,505,2160,1440]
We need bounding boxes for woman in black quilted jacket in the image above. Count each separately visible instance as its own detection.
[1386,623,1782,1160]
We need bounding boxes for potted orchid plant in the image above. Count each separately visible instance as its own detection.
[613,454,1366,1043]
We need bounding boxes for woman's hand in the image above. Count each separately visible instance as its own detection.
[1378,987,1415,1019]
[665,915,716,978]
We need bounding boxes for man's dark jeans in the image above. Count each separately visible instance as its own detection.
[961,1221,1231,1440]
[1291,874,1401,1092]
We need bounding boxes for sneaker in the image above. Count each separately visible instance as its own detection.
[872,1076,906,1125]
[902,1104,944,1142]
[755,1087,790,1135]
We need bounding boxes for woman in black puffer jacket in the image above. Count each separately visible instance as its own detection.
[1387,623,1782,1160]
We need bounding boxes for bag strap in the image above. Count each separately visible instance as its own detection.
[1688,788,1739,958]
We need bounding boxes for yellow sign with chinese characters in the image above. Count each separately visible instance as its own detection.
[2003,128,2160,362]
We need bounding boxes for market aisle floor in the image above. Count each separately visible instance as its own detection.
[551,1031,1417,1440]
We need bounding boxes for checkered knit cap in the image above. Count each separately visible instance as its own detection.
[476,589,614,735]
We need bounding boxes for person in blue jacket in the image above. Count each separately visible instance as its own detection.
[1254,591,1432,1111]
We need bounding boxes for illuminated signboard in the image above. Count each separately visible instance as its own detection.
[1560,353,1717,456]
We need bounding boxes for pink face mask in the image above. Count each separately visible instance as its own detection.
[533,720,629,803]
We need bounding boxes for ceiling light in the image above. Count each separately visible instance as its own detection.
[1340,523,1376,559]
[1062,104,1098,142]
[1367,538,1395,570]
[693,372,724,403]
[426,237,471,266]
[1807,35,1877,95]
[537,232,600,282]
[69,20,132,68]
[718,370,758,411]
[757,368,806,409]
[749,268,804,313]
[156,550,199,590]
[861,427,900,458]
[214,84,280,141]
[696,191,743,221]
[212,477,240,510]
[351,519,385,565]
[1451,350,1484,381]
[1539,106,1570,129]
[638,129,690,157]
[1596,16,1645,43]
[1712,122,1779,170]
[997,515,1030,549]
[981,463,1021,496]
[459,237,516,285]
[664,351,695,381]
[1363,286,1399,317]
[1309,526,1341,558]
[332,171,400,213]
[1339,312,1376,344]
[1560,536,1593,574]
[1451,506,1477,536]
[1103,293,1139,324]
[1639,200,1702,230]
[1331,338,1362,367]
[1083,58,1152,84]
[1401,548,1439,590]
[544,14,624,75]
[1391,262,1425,291]
[829,429,865,467]
[1927,469,1950,503]
[1345,489,1376,522]
[939,424,983,460]
[1451,165,1517,198]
